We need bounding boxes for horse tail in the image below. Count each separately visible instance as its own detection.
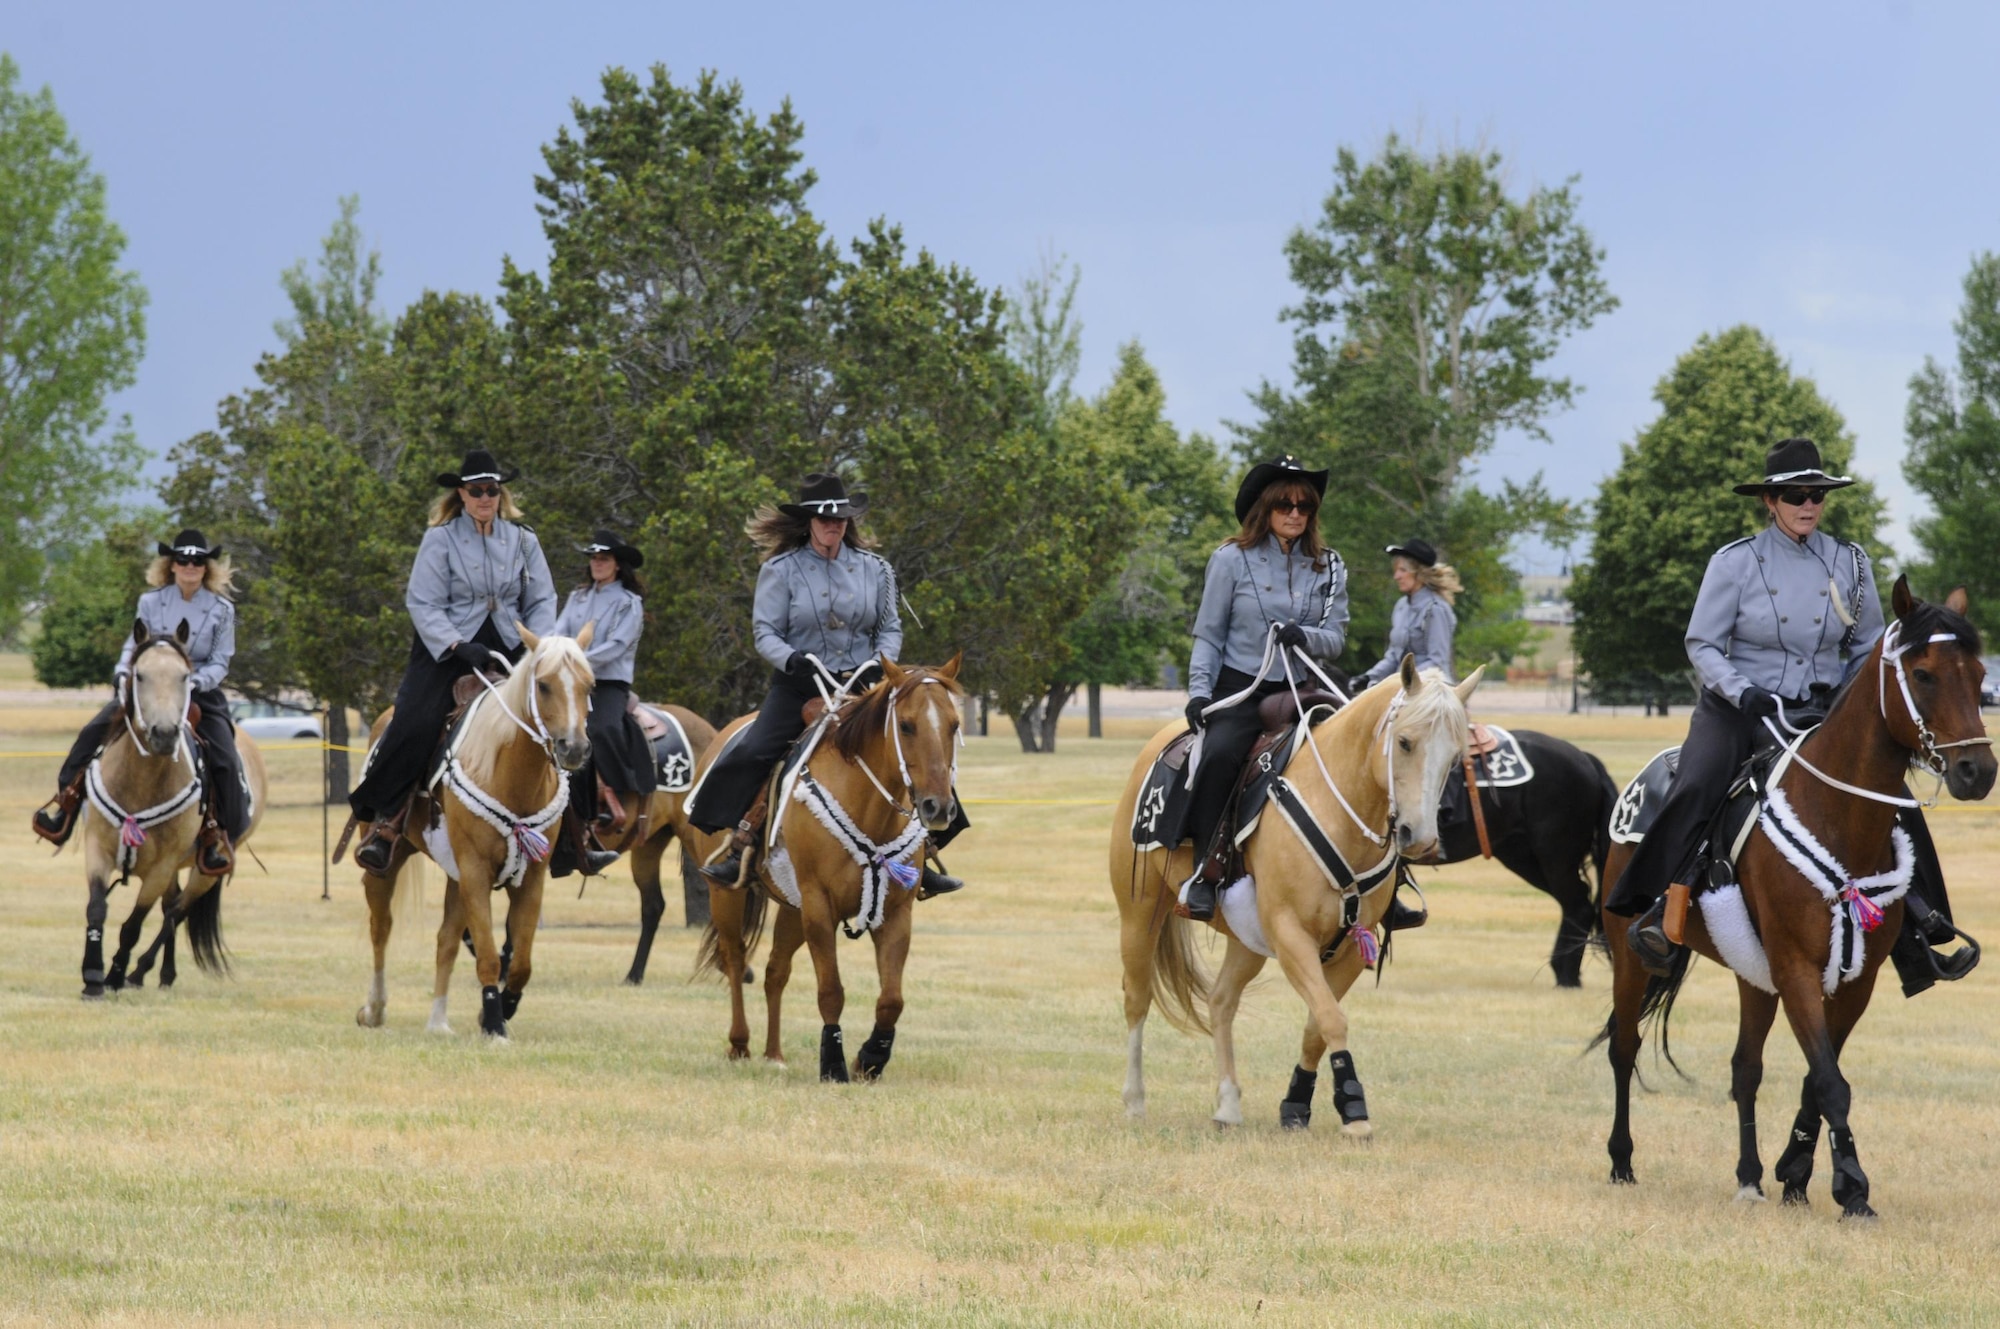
[390,850,427,939]
[693,879,768,980]
[184,880,231,977]
[1150,908,1211,1037]
[1588,753,1618,908]
[1586,946,1693,1081]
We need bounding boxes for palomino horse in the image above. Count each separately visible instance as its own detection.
[1597,579,1993,1217]
[354,625,595,1040]
[76,620,267,997]
[1111,657,1482,1133]
[696,655,964,1080]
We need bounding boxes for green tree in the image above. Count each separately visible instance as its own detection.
[1240,134,1613,675]
[1572,325,1886,708]
[0,54,147,639]
[29,513,156,689]
[1904,252,2000,633]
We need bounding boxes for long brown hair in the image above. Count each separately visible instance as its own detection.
[576,562,647,597]
[1229,478,1328,567]
[746,505,878,563]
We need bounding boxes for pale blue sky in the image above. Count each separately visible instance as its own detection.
[12,1,2000,572]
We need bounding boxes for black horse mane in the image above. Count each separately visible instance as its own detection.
[1902,596,1982,656]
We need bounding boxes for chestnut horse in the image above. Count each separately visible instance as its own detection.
[1111,657,1483,1134]
[354,625,595,1040]
[695,655,964,1080]
[1597,579,1993,1217]
[76,621,267,996]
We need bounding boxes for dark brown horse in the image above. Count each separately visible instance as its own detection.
[1597,579,1993,1217]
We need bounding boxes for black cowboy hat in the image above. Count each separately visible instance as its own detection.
[576,528,644,569]
[1732,437,1854,496]
[1234,455,1330,523]
[779,472,869,520]
[157,528,221,560]
[1384,538,1438,568]
[435,448,520,489]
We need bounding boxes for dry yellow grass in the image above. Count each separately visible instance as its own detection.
[1,681,1997,1325]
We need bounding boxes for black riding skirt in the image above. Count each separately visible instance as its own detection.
[1186,667,1287,854]
[347,618,511,823]
[585,680,657,797]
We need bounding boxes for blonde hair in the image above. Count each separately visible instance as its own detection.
[430,486,525,526]
[745,503,877,563]
[146,554,236,600]
[1395,555,1462,606]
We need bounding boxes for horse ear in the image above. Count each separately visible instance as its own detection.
[132,618,149,645]
[881,654,907,686]
[938,651,964,682]
[175,619,191,644]
[575,620,596,650]
[517,622,541,652]
[1398,652,1419,693]
[1891,574,1914,622]
[1946,585,1971,617]
[1453,664,1486,704]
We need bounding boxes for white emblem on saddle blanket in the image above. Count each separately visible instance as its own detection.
[1468,725,1533,788]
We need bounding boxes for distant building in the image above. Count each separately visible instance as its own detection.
[1518,573,1573,626]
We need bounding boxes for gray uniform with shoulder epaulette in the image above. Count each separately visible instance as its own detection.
[116,586,235,692]
[1686,526,1883,704]
[1187,536,1348,698]
[1358,586,1456,687]
[554,580,643,684]
[406,513,558,661]
[752,543,902,674]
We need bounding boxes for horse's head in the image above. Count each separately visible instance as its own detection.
[836,653,965,832]
[1382,654,1486,857]
[1886,577,1995,800]
[127,619,193,758]
[516,622,596,772]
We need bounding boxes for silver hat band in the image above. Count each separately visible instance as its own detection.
[804,499,849,513]
[461,471,504,483]
[173,546,208,557]
[1765,468,1850,485]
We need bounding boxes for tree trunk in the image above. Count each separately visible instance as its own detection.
[1087,682,1103,738]
[1010,702,1043,753]
[1038,682,1074,753]
[978,694,990,737]
[324,705,351,805]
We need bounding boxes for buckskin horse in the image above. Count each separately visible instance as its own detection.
[1111,657,1483,1134]
[694,655,964,1080]
[1596,579,1993,1217]
[353,625,596,1040]
[75,620,268,997]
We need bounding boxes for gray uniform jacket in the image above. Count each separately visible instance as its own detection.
[554,581,643,685]
[1686,525,1883,705]
[116,586,234,693]
[1359,587,1457,687]
[406,514,558,662]
[753,544,903,675]
[1187,536,1349,699]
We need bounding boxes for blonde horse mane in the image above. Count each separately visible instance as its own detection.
[456,636,593,786]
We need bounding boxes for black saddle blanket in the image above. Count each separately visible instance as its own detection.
[1609,743,1765,876]
[1609,747,1682,845]
[635,703,696,792]
[1131,730,1198,851]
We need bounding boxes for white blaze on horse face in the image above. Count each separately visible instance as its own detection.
[1388,667,1465,856]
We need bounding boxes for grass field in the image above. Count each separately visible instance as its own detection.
[2,679,1999,1325]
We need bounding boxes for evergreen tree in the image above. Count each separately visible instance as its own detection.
[1904,252,2000,633]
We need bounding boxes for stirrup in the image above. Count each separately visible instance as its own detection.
[1625,899,1680,977]
[353,810,406,874]
[1178,868,1219,922]
[196,823,235,876]
[917,867,965,900]
[700,852,744,886]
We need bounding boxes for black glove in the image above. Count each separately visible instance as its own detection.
[783,651,811,678]
[451,641,497,671]
[1737,685,1778,720]
[1275,621,1309,650]
[1185,697,1212,732]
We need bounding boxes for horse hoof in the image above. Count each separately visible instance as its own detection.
[426,1021,453,1036]
[1609,1168,1637,1185]
[356,1004,384,1028]
[1840,1202,1878,1222]
[1782,1186,1810,1207]
[126,973,144,989]
[1340,1120,1373,1141]
[80,984,105,1001]
[623,976,644,987]
[1124,1103,1146,1122]
[763,1056,788,1070]
[726,1044,750,1061]
[1734,1184,1767,1204]
[482,1029,511,1045]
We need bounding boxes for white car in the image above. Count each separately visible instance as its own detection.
[1984,657,2000,710]
[231,701,323,742]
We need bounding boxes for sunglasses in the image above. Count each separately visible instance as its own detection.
[1270,499,1318,516]
[171,555,208,567]
[462,483,503,499]
[1776,488,1828,508]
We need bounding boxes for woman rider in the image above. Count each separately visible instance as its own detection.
[1611,437,1974,995]
[547,530,655,878]
[1179,457,1349,922]
[689,473,965,897]
[1355,539,1460,687]
[32,529,247,877]
[349,450,558,874]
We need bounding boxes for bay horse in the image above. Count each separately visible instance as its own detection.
[1419,730,1620,987]
[353,624,595,1040]
[583,701,718,986]
[1111,656,1483,1133]
[76,620,267,997]
[1597,578,1993,1217]
[694,655,964,1080]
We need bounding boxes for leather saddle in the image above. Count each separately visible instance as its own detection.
[1256,689,1343,734]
